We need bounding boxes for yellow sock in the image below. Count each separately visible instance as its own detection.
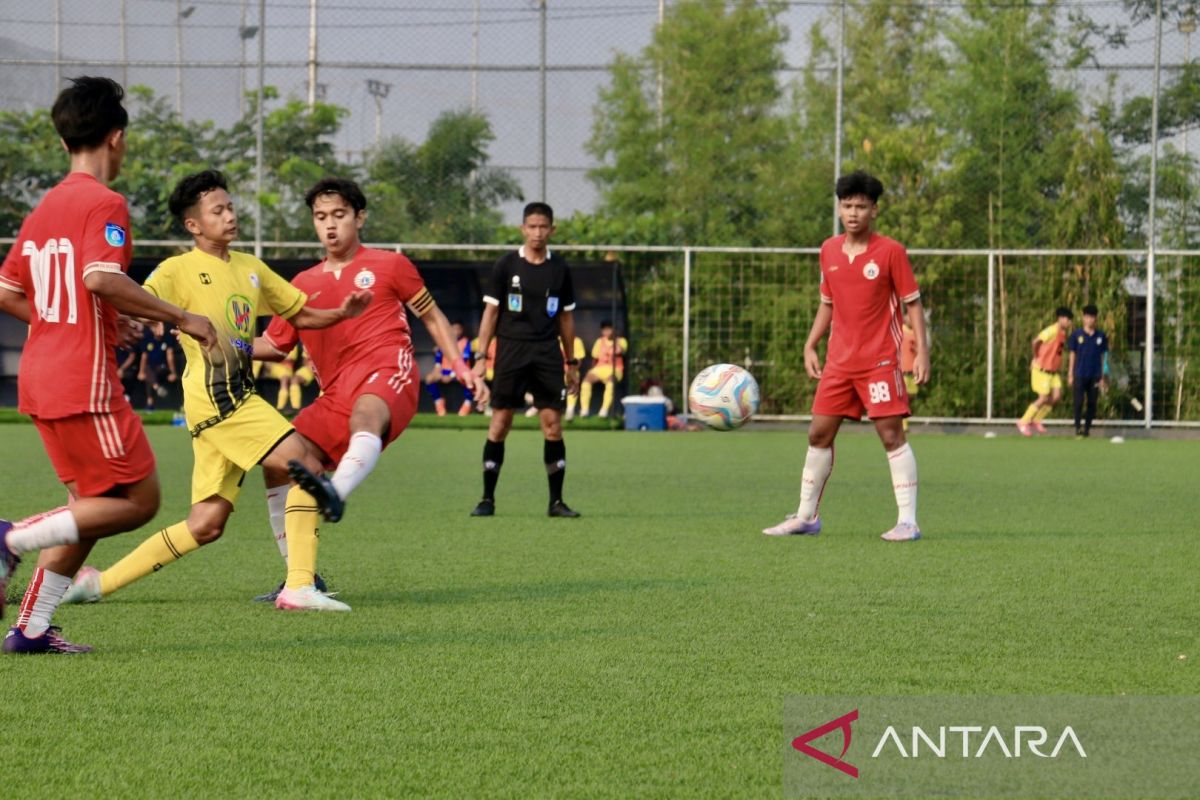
[276,385,288,410]
[284,485,320,589]
[600,382,615,415]
[1033,405,1052,423]
[580,381,593,413]
[289,383,302,409]
[1020,403,1039,424]
[567,394,577,414]
[99,521,199,596]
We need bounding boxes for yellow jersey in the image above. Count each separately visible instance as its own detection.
[144,247,305,430]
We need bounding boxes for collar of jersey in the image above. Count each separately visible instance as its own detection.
[519,245,552,262]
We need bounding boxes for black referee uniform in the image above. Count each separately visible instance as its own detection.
[473,244,580,518]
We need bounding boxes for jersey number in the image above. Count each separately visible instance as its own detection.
[23,239,78,324]
[868,381,891,405]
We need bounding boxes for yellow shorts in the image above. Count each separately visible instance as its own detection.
[587,365,624,382]
[1031,368,1063,396]
[295,365,314,385]
[268,362,295,380]
[904,373,919,397]
[190,394,294,504]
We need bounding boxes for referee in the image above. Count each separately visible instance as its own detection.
[471,202,581,518]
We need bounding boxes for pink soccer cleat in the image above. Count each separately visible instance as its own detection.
[1033,421,1048,435]
[762,515,821,537]
[1016,422,1033,437]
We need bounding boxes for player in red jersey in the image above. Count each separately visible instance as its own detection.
[252,178,489,601]
[763,171,930,542]
[0,77,216,653]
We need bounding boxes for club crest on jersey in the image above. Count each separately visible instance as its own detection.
[354,269,376,289]
[546,296,559,317]
[226,294,254,338]
[248,273,260,289]
[104,222,126,247]
[863,260,880,280]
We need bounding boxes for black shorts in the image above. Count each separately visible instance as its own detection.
[491,338,566,411]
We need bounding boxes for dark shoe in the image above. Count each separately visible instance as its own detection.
[470,499,495,517]
[287,460,344,523]
[548,500,581,518]
[253,572,329,602]
[3,625,92,654]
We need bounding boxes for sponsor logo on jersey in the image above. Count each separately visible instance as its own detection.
[200,272,212,284]
[104,222,126,247]
[546,296,559,317]
[226,294,254,339]
[248,272,260,288]
[354,269,376,289]
[863,261,880,280]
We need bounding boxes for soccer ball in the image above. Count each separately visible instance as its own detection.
[688,364,760,430]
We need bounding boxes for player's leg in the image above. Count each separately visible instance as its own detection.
[599,368,621,418]
[540,407,578,517]
[1018,369,1045,435]
[578,371,596,417]
[874,415,921,542]
[474,342,524,516]
[425,371,447,416]
[1072,379,1086,436]
[1084,379,1099,436]
[528,341,577,517]
[1033,382,1062,432]
[763,414,841,536]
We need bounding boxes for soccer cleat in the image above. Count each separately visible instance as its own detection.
[287,459,344,523]
[3,625,93,654]
[0,519,18,619]
[547,500,581,518]
[470,498,495,517]
[881,522,922,542]
[275,584,351,612]
[762,514,821,537]
[458,400,473,417]
[1016,421,1033,437]
[61,565,102,605]
[1033,421,1048,435]
[253,573,330,603]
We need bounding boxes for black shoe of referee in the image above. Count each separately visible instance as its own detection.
[471,498,495,517]
[548,500,580,518]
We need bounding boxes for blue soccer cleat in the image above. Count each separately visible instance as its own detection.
[3,625,92,655]
[286,460,344,523]
[0,520,20,620]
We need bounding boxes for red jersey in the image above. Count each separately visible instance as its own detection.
[263,247,427,390]
[818,233,920,374]
[0,172,133,418]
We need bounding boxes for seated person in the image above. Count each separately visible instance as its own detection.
[137,321,178,411]
[577,320,627,419]
[268,342,314,415]
[425,320,475,416]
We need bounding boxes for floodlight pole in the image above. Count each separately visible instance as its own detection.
[539,0,548,201]
[53,0,61,90]
[986,251,995,420]
[832,0,845,236]
[307,0,318,109]
[682,248,692,422]
[254,0,266,259]
[1145,0,1163,428]
[366,79,392,147]
[120,0,128,86]
[471,0,480,111]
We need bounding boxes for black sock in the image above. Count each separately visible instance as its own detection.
[482,439,505,501]
[544,438,566,504]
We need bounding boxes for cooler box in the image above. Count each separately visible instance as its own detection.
[622,395,667,431]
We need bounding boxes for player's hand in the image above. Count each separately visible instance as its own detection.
[339,289,373,319]
[116,315,144,348]
[468,374,490,410]
[179,312,219,350]
[1068,373,1074,388]
[168,372,178,383]
[803,347,823,380]
[473,359,488,379]
[565,367,581,397]
[913,351,931,385]
[1100,377,1108,393]
[136,370,146,381]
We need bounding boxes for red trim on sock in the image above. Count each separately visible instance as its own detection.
[16,567,45,631]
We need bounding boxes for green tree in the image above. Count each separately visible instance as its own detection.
[0,109,66,237]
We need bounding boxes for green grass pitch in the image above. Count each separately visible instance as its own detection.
[0,423,1194,798]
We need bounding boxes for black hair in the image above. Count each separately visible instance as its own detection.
[600,320,614,329]
[523,202,554,224]
[51,76,128,152]
[305,177,367,212]
[835,170,884,203]
[1055,306,1073,319]
[1082,304,1098,316]
[168,170,229,223]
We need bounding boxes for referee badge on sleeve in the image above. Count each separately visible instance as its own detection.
[546,296,559,317]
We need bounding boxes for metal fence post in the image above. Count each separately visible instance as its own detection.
[986,251,995,420]
[682,247,691,421]
[1146,249,1155,428]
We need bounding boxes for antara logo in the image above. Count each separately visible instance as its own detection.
[792,709,859,778]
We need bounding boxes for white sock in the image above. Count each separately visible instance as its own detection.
[5,507,79,555]
[330,431,382,501]
[887,443,919,526]
[16,568,73,638]
[795,446,834,521]
[266,486,288,561]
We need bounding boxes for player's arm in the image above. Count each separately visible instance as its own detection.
[905,300,930,385]
[803,302,833,379]
[289,290,372,329]
[84,271,217,349]
[0,286,30,324]
[137,351,149,382]
[558,309,580,397]
[418,301,490,408]
[1067,349,1076,387]
[166,346,177,380]
[473,303,500,378]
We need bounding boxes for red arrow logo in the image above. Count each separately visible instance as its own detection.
[791,709,859,778]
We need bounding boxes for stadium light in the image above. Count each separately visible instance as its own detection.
[175,2,196,116]
[366,79,392,147]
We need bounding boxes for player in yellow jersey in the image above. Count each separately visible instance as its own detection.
[562,336,587,420]
[64,170,369,611]
[577,320,627,419]
[1017,306,1073,436]
[268,344,314,415]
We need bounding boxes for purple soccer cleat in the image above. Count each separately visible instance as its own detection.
[0,520,20,620]
[762,514,822,537]
[3,626,93,655]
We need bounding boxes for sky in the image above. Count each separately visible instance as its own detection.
[0,0,1187,222]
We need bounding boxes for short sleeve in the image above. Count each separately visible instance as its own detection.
[259,264,306,320]
[390,254,427,304]
[143,260,178,305]
[560,262,576,311]
[1100,334,1109,353]
[263,314,299,355]
[1068,332,1080,352]
[484,257,507,306]
[1037,325,1058,344]
[889,244,920,303]
[80,193,132,279]
[0,238,25,294]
